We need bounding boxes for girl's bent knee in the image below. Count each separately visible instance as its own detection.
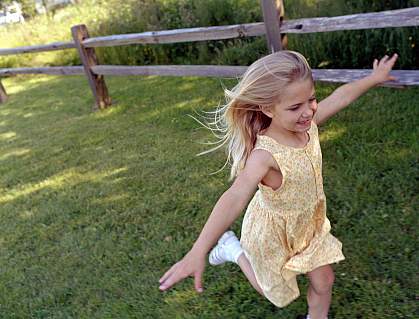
[324,268,335,285]
[323,271,335,291]
[311,279,334,295]
[309,266,335,295]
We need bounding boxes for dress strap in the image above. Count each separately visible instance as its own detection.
[309,121,318,138]
[253,134,279,154]
[253,135,289,174]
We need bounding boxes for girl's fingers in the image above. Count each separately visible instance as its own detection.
[159,270,171,285]
[378,55,388,66]
[381,55,389,63]
[159,267,189,291]
[159,273,177,291]
[194,271,204,293]
[383,53,398,66]
[388,53,398,66]
[159,263,178,284]
[374,54,398,78]
[159,262,188,290]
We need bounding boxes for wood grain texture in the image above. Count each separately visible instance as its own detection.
[0,80,7,103]
[0,42,75,56]
[0,66,84,76]
[71,24,111,110]
[260,0,283,52]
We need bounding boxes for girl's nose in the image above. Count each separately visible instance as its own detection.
[303,103,315,118]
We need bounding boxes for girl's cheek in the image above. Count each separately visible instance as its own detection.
[312,101,318,113]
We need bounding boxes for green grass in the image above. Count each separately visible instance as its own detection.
[0,74,417,318]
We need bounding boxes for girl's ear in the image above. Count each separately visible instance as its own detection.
[260,105,274,118]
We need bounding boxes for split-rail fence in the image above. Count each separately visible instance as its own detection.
[0,0,418,110]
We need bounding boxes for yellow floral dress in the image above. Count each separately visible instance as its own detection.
[240,121,345,307]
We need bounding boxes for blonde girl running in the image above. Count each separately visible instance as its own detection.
[159,50,398,319]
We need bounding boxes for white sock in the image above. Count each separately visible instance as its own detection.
[223,236,243,264]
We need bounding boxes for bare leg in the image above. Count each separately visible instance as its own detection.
[306,264,335,319]
[237,253,264,296]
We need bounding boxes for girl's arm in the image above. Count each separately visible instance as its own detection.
[158,149,276,293]
[313,54,398,126]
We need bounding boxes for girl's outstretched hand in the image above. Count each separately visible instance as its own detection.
[371,53,398,84]
[159,250,206,293]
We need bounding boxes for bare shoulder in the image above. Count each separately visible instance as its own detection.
[245,149,278,172]
[231,149,276,191]
[230,149,281,195]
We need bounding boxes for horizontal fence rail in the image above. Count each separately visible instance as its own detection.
[1,65,417,87]
[0,66,84,76]
[283,7,419,34]
[91,65,246,77]
[0,41,76,56]
[83,24,265,48]
[312,70,419,87]
[83,7,419,48]
[1,4,418,108]
[1,7,418,55]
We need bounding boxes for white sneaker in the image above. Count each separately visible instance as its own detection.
[209,231,243,266]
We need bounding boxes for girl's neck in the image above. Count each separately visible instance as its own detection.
[262,125,309,148]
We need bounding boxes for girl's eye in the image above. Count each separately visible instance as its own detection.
[289,98,316,111]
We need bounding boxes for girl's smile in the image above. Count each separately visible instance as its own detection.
[297,118,312,127]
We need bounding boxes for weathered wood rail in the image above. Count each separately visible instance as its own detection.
[2,7,418,55]
[1,66,416,88]
[0,1,418,108]
[0,41,76,56]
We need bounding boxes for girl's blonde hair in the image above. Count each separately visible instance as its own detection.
[199,50,312,180]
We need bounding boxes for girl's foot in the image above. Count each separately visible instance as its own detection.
[209,231,243,265]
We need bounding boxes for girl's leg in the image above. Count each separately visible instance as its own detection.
[237,253,264,296]
[306,264,335,319]
[209,231,264,296]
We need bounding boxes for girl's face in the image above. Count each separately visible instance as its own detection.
[265,78,317,133]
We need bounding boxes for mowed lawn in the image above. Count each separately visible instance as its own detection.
[0,74,417,318]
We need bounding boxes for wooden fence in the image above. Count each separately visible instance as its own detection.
[1,1,419,110]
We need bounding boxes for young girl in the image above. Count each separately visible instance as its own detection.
[158,50,398,319]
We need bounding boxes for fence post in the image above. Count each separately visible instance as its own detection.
[260,0,285,53]
[71,24,111,111]
[277,0,287,49]
[0,80,7,103]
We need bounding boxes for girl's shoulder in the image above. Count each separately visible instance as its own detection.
[248,148,280,172]
[254,134,279,153]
